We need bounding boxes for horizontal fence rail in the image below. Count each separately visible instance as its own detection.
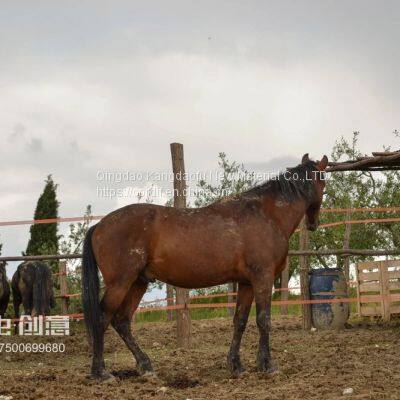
[0,216,103,227]
[0,254,82,262]
[2,206,400,227]
[2,249,400,262]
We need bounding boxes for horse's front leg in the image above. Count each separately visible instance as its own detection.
[227,283,254,376]
[253,275,277,374]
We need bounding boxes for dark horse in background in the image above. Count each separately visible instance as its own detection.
[12,261,55,319]
[82,154,328,380]
[0,262,10,317]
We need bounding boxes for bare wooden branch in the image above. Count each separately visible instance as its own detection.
[372,151,400,156]
[326,151,400,172]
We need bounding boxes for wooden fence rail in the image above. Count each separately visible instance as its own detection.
[2,206,400,228]
[2,248,400,263]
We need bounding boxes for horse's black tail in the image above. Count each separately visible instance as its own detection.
[82,224,101,346]
[33,262,51,316]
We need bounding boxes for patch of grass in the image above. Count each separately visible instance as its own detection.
[135,290,362,324]
[135,293,303,323]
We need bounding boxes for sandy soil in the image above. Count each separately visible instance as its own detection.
[0,315,399,400]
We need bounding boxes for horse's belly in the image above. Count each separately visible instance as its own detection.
[149,260,239,289]
[147,231,244,289]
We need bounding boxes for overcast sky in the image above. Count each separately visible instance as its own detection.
[1,1,399,283]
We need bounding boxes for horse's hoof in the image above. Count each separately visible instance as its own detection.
[227,358,245,377]
[142,370,156,377]
[230,366,245,378]
[257,359,278,375]
[103,374,117,385]
[141,370,160,385]
[90,371,116,382]
[138,365,154,376]
[265,364,278,375]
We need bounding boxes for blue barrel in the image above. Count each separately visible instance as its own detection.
[309,268,349,329]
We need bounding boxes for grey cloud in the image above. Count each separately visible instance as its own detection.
[26,137,43,153]
[8,123,26,142]
[245,156,300,174]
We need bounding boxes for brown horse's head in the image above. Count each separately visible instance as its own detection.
[301,153,328,231]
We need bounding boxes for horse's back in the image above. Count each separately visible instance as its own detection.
[95,202,242,257]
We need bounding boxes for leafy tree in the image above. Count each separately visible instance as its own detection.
[60,205,92,279]
[25,175,60,272]
[305,131,400,279]
[306,133,381,269]
[370,130,400,248]
[194,152,255,207]
[59,205,92,313]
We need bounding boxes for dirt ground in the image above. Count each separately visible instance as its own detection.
[0,315,399,400]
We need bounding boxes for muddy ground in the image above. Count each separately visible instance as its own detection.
[0,315,399,400]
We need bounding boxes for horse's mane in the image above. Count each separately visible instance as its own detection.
[213,161,319,206]
[243,160,318,203]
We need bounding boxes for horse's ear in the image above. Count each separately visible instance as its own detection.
[318,155,328,170]
[301,153,310,164]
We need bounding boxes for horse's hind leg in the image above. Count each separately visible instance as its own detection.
[111,279,153,375]
[227,283,254,376]
[91,278,138,379]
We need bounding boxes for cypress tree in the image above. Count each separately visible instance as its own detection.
[25,175,60,271]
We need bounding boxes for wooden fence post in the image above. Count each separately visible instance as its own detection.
[299,218,312,330]
[59,261,68,315]
[343,209,352,282]
[227,283,237,316]
[355,262,361,318]
[379,261,391,322]
[170,142,191,347]
[280,257,289,315]
[166,284,174,321]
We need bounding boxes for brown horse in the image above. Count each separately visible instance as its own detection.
[82,153,328,380]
